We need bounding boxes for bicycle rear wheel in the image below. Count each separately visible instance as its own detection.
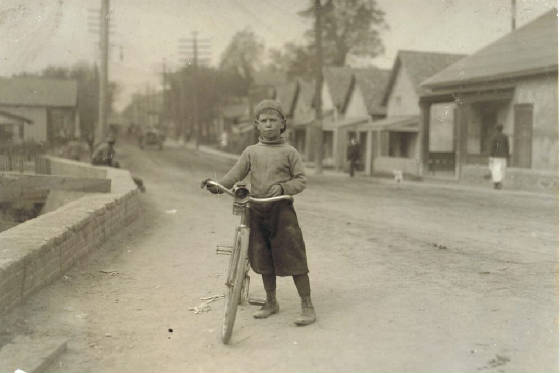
[221,226,249,344]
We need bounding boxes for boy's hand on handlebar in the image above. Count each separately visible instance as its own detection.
[201,178,223,194]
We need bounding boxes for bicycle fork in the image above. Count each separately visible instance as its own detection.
[217,225,250,304]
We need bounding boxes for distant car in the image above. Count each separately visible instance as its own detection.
[139,128,165,150]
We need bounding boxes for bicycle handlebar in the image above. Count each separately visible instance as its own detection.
[204,180,293,203]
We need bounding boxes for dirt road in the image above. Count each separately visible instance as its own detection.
[2,141,557,372]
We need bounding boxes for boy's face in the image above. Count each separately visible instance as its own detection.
[256,110,283,141]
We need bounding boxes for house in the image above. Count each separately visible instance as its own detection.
[0,77,79,143]
[334,67,390,173]
[252,69,286,102]
[420,9,558,190]
[284,67,390,169]
[273,80,299,147]
[282,68,355,165]
[0,110,33,144]
[363,50,466,177]
[290,79,316,160]
[320,67,356,167]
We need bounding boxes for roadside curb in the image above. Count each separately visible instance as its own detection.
[0,336,68,373]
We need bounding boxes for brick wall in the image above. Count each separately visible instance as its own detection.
[0,157,140,315]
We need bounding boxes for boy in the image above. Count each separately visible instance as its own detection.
[203,99,316,326]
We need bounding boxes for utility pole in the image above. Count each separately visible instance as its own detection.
[178,32,211,149]
[313,0,325,174]
[192,31,200,148]
[97,0,110,142]
[511,0,517,31]
[162,59,168,134]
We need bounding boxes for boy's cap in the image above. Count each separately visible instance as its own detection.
[255,99,285,120]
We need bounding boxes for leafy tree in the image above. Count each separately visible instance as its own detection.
[161,65,223,142]
[271,0,387,79]
[219,27,265,90]
[300,0,387,66]
[268,42,316,80]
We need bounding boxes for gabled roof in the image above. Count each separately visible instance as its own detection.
[274,81,298,117]
[323,67,354,111]
[382,50,466,104]
[353,68,390,116]
[296,79,316,111]
[0,77,78,107]
[324,66,390,116]
[423,9,558,89]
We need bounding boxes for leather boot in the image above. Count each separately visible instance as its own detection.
[253,291,279,319]
[294,296,316,326]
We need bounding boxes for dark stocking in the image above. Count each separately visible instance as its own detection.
[292,274,311,297]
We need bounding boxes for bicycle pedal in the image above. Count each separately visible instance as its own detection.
[216,245,233,255]
[248,297,266,306]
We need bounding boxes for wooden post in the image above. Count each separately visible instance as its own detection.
[511,0,517,31]
[97,0,110,142]
[313,0,324,174]
[365,130,373,176]
[419,101,431,177]
[455,98,469,179]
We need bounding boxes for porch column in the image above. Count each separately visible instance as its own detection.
[333,128,339,170]
[305,125,314,161]
[455,99,469,179]
[419,101,431,176]
[370,130,378,174]
[365,130,373,176]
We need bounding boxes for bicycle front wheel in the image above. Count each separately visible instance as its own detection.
[221,226,249,344]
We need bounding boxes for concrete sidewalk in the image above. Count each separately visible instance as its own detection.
[167,139,557,200]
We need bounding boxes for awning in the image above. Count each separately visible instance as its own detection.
[337,115,370,128]
[357,115,419,132]
[0,110,33,125]
[292,108,336,128]
[232,121,254,134]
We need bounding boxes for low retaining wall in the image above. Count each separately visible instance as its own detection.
[0,156,140,315]
[461,164,558,193]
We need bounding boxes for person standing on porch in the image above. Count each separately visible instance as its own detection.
[346,136,361,177]
[488,124,509,189]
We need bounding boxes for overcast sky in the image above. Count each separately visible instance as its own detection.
[0,0,557,110]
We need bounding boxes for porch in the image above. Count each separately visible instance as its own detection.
[419,87,518,180]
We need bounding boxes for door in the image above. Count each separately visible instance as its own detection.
[513,104,533,168]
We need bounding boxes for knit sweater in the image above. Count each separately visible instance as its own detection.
[219,138,306,197]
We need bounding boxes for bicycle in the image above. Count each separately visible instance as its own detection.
[202,180,293,344]
[202,180,294,344]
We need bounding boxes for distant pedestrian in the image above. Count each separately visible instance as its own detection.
[91,135,118,167]
[488,124,509,190]
[346,136,361,177]
[91,134,146,193]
